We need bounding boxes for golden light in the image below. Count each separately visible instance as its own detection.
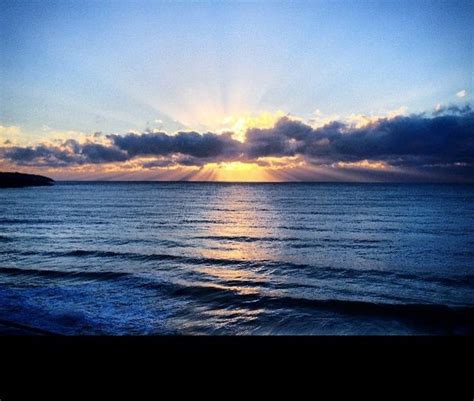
[223,111,287,141]
[334,160,388,170]
[192,161,280,182]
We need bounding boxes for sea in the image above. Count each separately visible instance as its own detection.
[0,182,473,335]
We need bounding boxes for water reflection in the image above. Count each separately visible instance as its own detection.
[196,186,280,263]
[183,186,282,326]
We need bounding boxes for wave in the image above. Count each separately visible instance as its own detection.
[194,235,391,248]
[0,218,57,224]
[322,266,474,288]
[162,282,474,321]
[0,266,130,281]
[2,265,473,327]
[4,248,474,289]
[277,225,331,232]
[34,249,265,269]
[0,235,12,242]
[193,235,301,243]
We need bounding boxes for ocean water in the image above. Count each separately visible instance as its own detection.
[0,182,473,335]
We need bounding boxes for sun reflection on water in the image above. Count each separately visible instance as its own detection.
[180,185,285,326]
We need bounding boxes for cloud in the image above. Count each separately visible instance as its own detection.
[109,131,243,160]
[457,90,467,98]
[1,106,473,181]
[1,140,128,167]
[80,143,129,163]
[432,103,472,116]
[244,111,473,169]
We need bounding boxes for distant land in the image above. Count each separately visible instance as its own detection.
[0,172,55,188]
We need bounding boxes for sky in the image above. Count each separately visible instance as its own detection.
[0,0,472,181]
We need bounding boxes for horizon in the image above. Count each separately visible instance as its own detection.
[1,0,473,182]
[3,170,474,185]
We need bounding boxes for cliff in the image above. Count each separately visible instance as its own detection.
[0,172,55,188]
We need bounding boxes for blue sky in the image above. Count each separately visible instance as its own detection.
[0,0,472,181]
[2,0,472,134]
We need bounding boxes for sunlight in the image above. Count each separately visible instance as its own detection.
[193,161,280,182]
[176,110,287,141]
[222,111,287,141]
[335,160,388,170]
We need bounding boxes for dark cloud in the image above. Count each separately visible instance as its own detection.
[432,103,472,116]
[243,111,474,169]
[80,143,128,163]
[109,131,243,160]
[328,112,473,165]
[1,140,127,167]
[141,159,177,169]
[141,155,208,169]
[3,144,81,167]
[1,107,473,181]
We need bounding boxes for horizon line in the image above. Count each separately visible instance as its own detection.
[54,180,474,184]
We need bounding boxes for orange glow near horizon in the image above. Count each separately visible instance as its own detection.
[191,162,281,182]
[1,156,405,182]
[0,110,416,182]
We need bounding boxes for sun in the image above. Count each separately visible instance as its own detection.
[218,111,287,142]
[191,161,279,182]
